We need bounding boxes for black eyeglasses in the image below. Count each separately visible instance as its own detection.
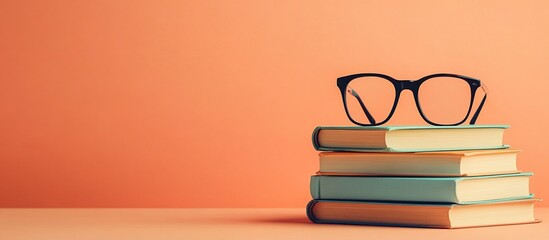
[337,73,488,126]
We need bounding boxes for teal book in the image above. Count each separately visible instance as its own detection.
[310,172,532,204]
[312,125,509,152]
[306,198,540,228]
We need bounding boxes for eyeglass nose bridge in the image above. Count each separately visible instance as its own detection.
[399,80,415,90]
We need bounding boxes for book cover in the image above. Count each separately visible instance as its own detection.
[306,198,541,228]
[317,149,520,176]
[310,172,533,204]
[312,125,510,152]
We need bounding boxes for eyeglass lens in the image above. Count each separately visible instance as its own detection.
[418,76,471,125]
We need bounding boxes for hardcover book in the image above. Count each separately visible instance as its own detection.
[312,125,509,152]
[317,149,520,176]
[310,172,532,204]
[306,199,540,228]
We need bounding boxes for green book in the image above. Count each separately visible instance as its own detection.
[310,173,532,204]
[306,198,540,228]
[312,125,509,152]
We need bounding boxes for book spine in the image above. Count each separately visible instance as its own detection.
[310,176,320,199]
[311,127,392,152]
[305,200,452,228]
[310,176,459,203]
[311,127,322,151]
[305,200,319,223]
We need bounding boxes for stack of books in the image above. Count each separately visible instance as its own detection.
[306,125,540,228]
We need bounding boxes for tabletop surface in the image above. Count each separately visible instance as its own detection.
[1,208,548,240]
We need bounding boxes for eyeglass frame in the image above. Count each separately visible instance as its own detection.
[337,73,488,126]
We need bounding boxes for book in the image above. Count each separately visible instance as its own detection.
[306,199,540,228]
[312,125,509,152]
[317,149,520,176]
[310,172,532,204]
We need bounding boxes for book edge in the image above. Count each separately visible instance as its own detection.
[315,145,510,152]
[314,125,510,131]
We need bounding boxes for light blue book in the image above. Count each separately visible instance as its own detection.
[310,172,532,204]
[312,125,509,152]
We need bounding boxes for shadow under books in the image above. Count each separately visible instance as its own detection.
[246,216,311,225]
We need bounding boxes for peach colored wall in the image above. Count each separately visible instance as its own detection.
[0,1,548,207]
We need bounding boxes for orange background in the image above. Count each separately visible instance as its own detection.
[0,1,548,207]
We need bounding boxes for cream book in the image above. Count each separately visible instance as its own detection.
[318,149,520,176]
[312,125,509,152]
[306,199,541,229]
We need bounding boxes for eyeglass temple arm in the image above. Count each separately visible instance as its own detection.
[469,83,488,124]
[347,88,376,124]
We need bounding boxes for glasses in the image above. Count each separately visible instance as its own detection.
[337,73,488,126]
